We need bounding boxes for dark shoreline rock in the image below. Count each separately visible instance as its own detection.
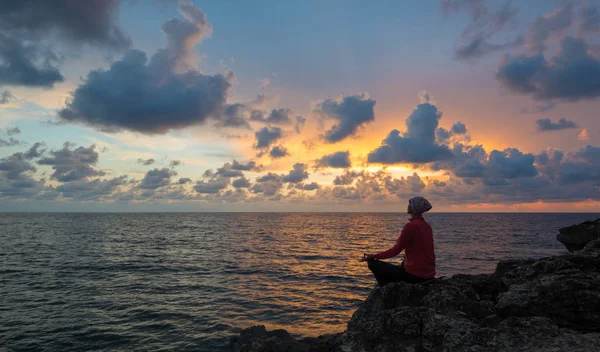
[557,218,600,251]
[231,219,600,351]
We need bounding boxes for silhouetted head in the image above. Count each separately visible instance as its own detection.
[407,196,432,216]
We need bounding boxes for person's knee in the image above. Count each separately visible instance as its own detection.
[367,259,378,269]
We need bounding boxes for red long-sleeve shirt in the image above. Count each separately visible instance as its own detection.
[374,216,436,278]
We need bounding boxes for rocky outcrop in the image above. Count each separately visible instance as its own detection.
[557,218,600,251]
[231,221,600,351]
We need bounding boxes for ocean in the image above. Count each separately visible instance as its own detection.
[1,212,598,351]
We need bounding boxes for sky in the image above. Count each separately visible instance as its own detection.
[0,0,599,212]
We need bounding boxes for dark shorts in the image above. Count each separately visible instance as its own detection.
[367,260,431,286]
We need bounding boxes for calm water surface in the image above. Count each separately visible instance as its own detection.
[1,212,598,351]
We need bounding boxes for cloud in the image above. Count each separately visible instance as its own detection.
[0,151,45,198]
[0,90,13,104]
[251,108,293,125]
[315,151,351,169]
[0,152,37,180]
[0,33,64,88]
[231,160,261,171]
[269,146,289,159]
[496,36,600,102]
[169,160,182,167]
[314,93,376,143]
[57,176,127,201]
[0,0,129,88]
[442,0,521,61]
[580,5,600,34]
[0,137,24,147]
[368,102,453,164]
[0,0,129,48]
[520,102,556,114]
[282,163,309,183]
[578,129,590,141]
[535,118,577,131]
[526,2,573,50]
[215,162,244,178]
[232,177,251,188]
[297,182,319,191]
[178,177,192,184]
[137,158,156,165]
[294,116,306,133]
[254,127,283,149]
[219,104,252,129]
[59,3,233,133]
[37,143,105,182]
[23,142,46,159]
[139,168,176,190]
[194,177,230,193]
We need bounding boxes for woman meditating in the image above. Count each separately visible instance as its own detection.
[361,196,436,285]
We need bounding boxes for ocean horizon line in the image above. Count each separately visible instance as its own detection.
[2,211,600,214]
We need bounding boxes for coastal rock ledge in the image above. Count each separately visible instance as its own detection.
[230,219,600,352]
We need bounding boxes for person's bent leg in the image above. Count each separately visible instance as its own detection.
[368,260,406,286]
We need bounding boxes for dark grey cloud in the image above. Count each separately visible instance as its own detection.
[59,50,232,133]
[38,143,104,182]
[59,3,233,133]
[23,142,45,159]
[555,145,600,185]
[0,0,129,88]
[0,33,64,88]
[297,182,319,191]
[283,163,309,183]
[269,146,289,159]
[0,90,13,104]
[526,2,573,50]
[536,118,577,131]
[219,103,251,129]
[139,168,176,190]
[442,0,520,61]
[137,158,155,165]
[231,160,261,171]
[436,121,469,144]
[256,172,283,183]
[57,176,127,201]
[496,36,600,102]
[169,160,182,167]
[315,151,351,169]
[0,0,129,48]
[0,151,44,198]
[451,122,467,134]
[368,103,454,164]
[483,148,538,185]
[215,162,244,178]
[520,102,556,114]
[0,152,37,180]
[294,116,306,133]
[315,94,376,143]
[232,177,251,188]
[0,137,24,147]
[333,170,362,185]
[194,177,230,194]
[3,126,20,136]
[251,175,283,196]
[251,108,292,125]
[178,177,192,184]
[580,5,600,33]
[254,127,283,149]
[454,34,522,61]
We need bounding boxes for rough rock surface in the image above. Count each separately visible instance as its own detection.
[557,218,600,251]
[231,219,600,351]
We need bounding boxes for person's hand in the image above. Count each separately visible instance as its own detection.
[360,253,376,262]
